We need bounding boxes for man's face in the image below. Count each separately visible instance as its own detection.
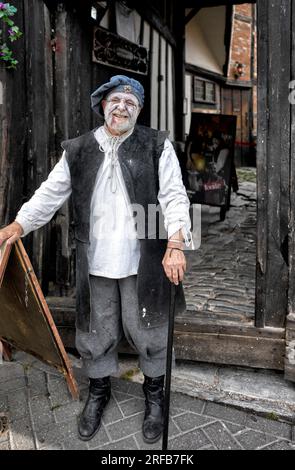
[102,92,141,135]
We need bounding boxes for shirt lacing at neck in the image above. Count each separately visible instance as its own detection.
[100,126,133,193]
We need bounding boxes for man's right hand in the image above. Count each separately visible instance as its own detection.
[0,221,24,247]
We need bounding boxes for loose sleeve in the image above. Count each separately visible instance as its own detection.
[15,151,72,236]
[158,139,193,248]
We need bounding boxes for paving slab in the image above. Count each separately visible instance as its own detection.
[0,351,294,450]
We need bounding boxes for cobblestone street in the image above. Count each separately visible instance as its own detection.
[184,178,256,325]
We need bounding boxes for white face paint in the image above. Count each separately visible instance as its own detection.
[103,92,140,135]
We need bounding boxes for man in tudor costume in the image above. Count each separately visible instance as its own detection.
[0,75,192,443]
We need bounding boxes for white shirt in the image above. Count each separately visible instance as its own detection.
[16,126,192,278]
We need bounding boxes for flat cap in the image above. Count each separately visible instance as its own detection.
[91,75,145,116]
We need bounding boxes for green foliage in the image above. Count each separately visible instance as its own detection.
[236,168,256,184]
[266,412,279,421]
[120,368,141,381]
[0,3,22,69]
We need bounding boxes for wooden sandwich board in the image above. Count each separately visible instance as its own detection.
[0,239,78,399]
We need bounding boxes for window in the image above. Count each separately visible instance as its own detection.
[90,2,109,25]
[194,77,216,104]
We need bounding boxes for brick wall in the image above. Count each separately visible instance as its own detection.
[253,9,257,137]
[235,3,252,18]
[228,4,253,82]
[229,3,257,139]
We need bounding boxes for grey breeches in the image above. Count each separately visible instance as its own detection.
[75,275,174,378]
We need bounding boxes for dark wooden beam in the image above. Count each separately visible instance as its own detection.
[255,0,268,329]
[23,0,54,292]
[174,1,185,142]
[225,79,253,88]
[0,0,26,228]
[285,314,295,381]
[175,314,285,339]
[185,0,256,7]
[157,36,162,130]
[256,0,291,328]
[134,3,176,47]
[185,7,201,24]
[285,0,295,382]
[223,5,233,76]
[289,0,295,317]
[185,63,226,83]
[53,2,93,295]
[173,331,285,371]
[181,63,253,88]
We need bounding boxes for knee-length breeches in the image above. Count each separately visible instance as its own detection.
[75,275,173,378]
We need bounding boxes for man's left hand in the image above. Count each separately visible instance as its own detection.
[162,248,187,285]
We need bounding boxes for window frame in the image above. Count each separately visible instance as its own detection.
[193,76,217,104]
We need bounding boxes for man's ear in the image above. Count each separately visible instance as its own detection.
[101,99,106,111]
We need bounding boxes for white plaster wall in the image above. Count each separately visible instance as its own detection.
[185,6,226,74]
[185,74,192,136]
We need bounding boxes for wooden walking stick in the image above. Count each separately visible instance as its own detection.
[162,283,176,451]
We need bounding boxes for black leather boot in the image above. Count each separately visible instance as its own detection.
[78,376,111,441]
[142,374,165,443]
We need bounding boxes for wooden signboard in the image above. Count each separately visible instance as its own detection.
[93,26,149,75]
[0,239,78,399]
[184,113,237,220]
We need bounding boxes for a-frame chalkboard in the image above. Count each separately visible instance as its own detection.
[0,239,78,399]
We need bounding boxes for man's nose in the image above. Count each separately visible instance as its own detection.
[117,100,127,110]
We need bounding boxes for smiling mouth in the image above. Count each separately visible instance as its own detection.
[112,113,128,119]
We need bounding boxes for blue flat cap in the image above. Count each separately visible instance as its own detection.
[91,75,145,116]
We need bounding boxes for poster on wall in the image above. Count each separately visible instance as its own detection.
[185,113,237,207]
